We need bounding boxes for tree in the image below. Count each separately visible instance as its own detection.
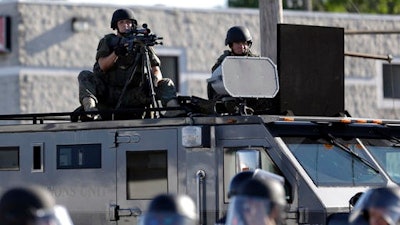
[313,0,400,14]
[228,0,400,14]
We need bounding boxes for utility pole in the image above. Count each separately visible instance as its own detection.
[259,0,283,64]
[305,0,312,11]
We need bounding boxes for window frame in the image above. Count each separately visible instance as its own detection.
[56,144,101,169]
[155,47,184,93]
[0,146,19,171]
[377,59,400,108]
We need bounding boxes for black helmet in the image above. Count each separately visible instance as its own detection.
[225,26,252,46]
[110,8,138,30]
[349,187,400,225]
[253,169,286,207]
[0,186,74,225]
[140,194,198,225]
[228,171,254,198]
[237,178,272,199]
[0,186,55,225]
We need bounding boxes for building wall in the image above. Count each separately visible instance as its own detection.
[1,1,400,119]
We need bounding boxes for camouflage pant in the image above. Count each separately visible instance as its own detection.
[78,70,177,110]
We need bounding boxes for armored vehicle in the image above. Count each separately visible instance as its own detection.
[0,24,398,225]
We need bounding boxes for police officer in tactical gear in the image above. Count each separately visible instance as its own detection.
[0,185,74,225]
[78,8,183,120]
[225,178,276,225]
[227,171,255,199]
[207,26,276,115]
[260,181,286,224]
[139,194,198,225]
[218,169,286,225]
[253,169,287,225]
[216,26,254,71]
[349,187,400,225]
[208,26,257,101]
[215,171,255,225]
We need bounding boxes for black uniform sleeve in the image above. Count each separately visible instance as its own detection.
[211,50,231,72]
[96,34,119,60]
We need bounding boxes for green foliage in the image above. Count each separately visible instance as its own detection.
[313,0,400,14]
[228,0,400,14]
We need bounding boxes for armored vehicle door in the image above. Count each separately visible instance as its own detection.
[113,128,178,225]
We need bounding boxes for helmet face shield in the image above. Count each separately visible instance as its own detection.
[35,205,74,225]
[226,196,271,225]
[139,212,195,225]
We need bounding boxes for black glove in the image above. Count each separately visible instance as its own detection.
[114,45,128,56]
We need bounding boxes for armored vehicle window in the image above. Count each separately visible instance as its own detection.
[361,138,400,184]
[126,150,167,199]
[32,144,44,172]
[223,148,286,202]
[56,144,101,169]
[0,147,19,170]
[235,150,261,172]
[283,137,385,186]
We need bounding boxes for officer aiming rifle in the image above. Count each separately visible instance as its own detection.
[78,8,183,121]
[111,23,164,113]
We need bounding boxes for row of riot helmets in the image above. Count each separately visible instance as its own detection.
[1,175,398,225]
[140,170,286,225]
[138,169,286,225]
[0,185,196,225]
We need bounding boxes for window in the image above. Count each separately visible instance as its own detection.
[223,147,287,202]
[361,138,400,184]
[377,61,400,109]
[32,143,44,172]
[382,63,400,99]
[159,56,179,91]
[0,147,19,170]
[0,16,11,53]
[126,150,167,199]
[156,48,183,92]
[283,137,385,186]
[57,144,101,169]
[235,150,261,172]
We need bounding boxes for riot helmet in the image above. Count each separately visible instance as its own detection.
[349,187,400,225]
[226,179,273,225]
[225,26,252,46]
[110,8,138,30]
[0,186,74,225]
[227,171,254,198]
[139,194,198,225]
[253,169,286,207]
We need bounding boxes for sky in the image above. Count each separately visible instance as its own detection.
[70,0,228,9]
